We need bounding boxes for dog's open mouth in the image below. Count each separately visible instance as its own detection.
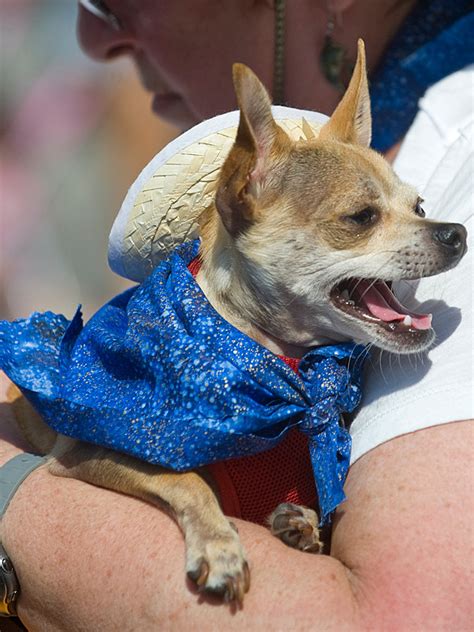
[330,279,432,334]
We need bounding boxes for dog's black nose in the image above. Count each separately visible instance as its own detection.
[432,223,467,256]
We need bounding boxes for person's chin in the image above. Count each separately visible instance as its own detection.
[151,93,198,130]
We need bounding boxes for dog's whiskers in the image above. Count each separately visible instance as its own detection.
[347,342,371,374]
[378,348,389,386]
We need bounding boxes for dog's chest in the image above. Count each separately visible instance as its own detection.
[189,257,317,525]
[208,427,316,526]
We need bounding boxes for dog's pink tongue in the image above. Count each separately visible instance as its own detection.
[354,281,432,330]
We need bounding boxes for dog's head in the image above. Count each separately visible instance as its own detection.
[204,40,467,355]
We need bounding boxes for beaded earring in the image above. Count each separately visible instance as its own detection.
[320,4,353,91]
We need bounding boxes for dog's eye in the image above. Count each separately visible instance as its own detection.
[414,199,426,217]
[344,208,378,226]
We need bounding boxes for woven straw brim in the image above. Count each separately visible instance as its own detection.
[109,107,328,282]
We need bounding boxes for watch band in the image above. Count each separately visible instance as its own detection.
[0,454,47,517]
[0,453,47,617]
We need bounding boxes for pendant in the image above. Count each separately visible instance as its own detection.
[320,35,352,92]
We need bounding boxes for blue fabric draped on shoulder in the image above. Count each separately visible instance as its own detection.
[0,240,367,524]
[371,0,474,151]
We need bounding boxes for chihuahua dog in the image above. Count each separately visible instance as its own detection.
[9,41,467,605]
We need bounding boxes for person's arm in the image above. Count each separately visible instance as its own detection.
[1,369,472,631]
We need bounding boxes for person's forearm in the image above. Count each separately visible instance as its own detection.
[0,373,360,631]
[2,464,360,631]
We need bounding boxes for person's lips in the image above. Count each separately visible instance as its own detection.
[151,92,196,129]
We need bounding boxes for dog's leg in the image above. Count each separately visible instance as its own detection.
[7,384,57,454]
[268,502,323,553]
[50,437,250,603]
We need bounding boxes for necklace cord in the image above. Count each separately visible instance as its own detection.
[273,0,286,105]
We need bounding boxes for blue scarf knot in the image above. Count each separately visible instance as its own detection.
[297,351,364,518]
[0,240,367,524]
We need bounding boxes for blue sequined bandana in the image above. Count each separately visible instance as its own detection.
[0,240,367,524]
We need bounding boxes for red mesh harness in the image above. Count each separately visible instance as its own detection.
[188,257,316,525]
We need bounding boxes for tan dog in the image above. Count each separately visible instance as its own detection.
[9,40,467,605]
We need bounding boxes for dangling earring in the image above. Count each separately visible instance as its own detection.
[320,4,352,92]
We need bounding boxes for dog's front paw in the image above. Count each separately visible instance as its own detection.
[186,523,250,605]
[268,502,323,553]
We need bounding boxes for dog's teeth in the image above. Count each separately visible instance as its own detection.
[403,315,412,327]
[341,289,350,300]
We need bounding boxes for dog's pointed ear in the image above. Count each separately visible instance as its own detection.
[319,39,372,147]
[232,62,280,160]
[215,63,288,234]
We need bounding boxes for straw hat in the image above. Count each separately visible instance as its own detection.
[108,106,328,282]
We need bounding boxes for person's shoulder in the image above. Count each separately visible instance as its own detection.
[419,65,474,132]
[393,65,474,196]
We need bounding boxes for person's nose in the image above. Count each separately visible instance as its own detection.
[76,4,137,61]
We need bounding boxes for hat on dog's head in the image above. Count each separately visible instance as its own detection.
[108,106,328,282]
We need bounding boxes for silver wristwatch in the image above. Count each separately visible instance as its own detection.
[0,453,47,617]
[0,543,19,616]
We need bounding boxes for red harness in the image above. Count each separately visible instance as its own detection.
[188,258,316,525]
